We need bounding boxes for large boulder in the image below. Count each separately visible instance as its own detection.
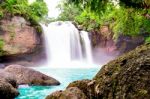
[47,44,150,99]
[0,70,19,99]
[46,87,88,99]
[93,44,150,99]
[4,65,60,86]
[67,79,95,98]
[0,16,40,56]
[0,79,19,99]
[0,69,18,88]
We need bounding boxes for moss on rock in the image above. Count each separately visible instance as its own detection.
[46,87,88,99]
[94,44,150,99]
[47,44,150,99]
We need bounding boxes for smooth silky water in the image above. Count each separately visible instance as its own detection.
[16,0,101,99]
[16,68,99,99]
[16,21,99,99]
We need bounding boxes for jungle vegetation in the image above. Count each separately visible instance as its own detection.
[57,0,150,42]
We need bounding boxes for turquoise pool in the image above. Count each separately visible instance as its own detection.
[16,68,99,99]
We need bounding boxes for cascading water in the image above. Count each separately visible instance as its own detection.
[80,31,93,63]
[16,1,117,99]
[42,21,94,67]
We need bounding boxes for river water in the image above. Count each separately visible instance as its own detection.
[16,68,99,99]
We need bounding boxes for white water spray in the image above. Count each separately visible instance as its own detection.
[80,31,93,63]
[42,21,95,68]
[40,0,97,68]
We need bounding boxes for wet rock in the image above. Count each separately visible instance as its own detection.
[47,44,150,99]
[94,44,150,99]
[4,65,60,86]
[46,87,88,99]
[67,79,95,98]
[0,70,19,99]
[0,79,19,99]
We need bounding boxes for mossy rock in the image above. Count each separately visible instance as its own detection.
[67,80,91,97]
[46,44,150,99]
[46,87,88,99]
[94,44,150,99]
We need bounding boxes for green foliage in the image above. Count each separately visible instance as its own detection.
[69,0,150,10]
[0,39,4,49]
[0,0,48,24]
[1,0,28,16]
[57,2,82,21]
[68,0,108,13]
[75,10,100,31]
[145,37,150,44]
[120,0,150,8]
[29,1,48,22]
[57,1,100,31]
[60,0,150,43]
[0,39,4,56]
[0,10,3,18]
[100,7,150,39]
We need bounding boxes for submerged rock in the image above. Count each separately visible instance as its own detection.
[46,87,88,99]
[47,44,150,99]
[5,65,60,86]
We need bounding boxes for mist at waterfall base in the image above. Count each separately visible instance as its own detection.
[42,21,96,68]
[15,1,118,99]
[16,20,118,99]
[16,21,118,99]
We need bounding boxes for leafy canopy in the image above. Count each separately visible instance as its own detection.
[0,0,48,23]
[68,0,150,9]
[60,0,150,42]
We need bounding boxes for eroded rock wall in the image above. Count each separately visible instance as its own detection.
[90,26,144,54]
[0,16,40,55]
[0,16,46,67]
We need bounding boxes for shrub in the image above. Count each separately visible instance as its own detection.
[0,0,48,24]
[57,2,82,21]
[0,39,4,56]
[100,6,150,40]
[75,10,100,31]
[145,37,150,44]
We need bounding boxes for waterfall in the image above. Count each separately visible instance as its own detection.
[80,31,93,63]
[42,21,94,67]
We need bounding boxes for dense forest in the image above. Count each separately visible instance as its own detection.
[56,0,150,43]
[0,0,48,23]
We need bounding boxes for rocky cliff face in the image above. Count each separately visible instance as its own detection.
[93,44,150,99]
[90,26,144,54]
[47,44,150,99]
[0,16,46,66]
[0,16,40,55]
